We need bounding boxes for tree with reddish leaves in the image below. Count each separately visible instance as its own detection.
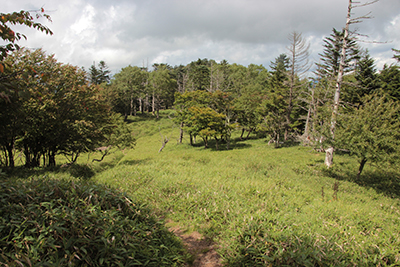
[0,9,52,61]
[0,9,52,101]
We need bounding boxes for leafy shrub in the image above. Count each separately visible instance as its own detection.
[0,178,187,266]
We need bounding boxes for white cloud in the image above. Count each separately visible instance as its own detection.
[3,0,400,73]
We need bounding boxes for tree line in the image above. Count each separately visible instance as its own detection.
[0,49,135,168]
[104,27,400,177]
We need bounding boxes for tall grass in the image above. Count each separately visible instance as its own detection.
[92,111,400,266]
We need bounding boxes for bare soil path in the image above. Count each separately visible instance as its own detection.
[169,223,222,267]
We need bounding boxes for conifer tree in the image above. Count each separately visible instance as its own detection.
[315,28,359,79]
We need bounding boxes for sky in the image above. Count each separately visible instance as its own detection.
[3,0,400,75]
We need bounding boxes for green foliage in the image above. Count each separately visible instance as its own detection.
[234,84,264,138]
[149,64,177,117]
[0,49,134,168]
[174,90,236,149]
[315,28,359,79]
[110,65,149,116]
[88,60,111,85]
[334,94,400,178]
[377,64,400,101]
[257,55,289,145]
[0,178,187,266]
[187,106,226,148]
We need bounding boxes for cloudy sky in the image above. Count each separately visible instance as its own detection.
[3,0,400,74]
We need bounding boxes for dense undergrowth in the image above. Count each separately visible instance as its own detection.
[2,110,400,266]
[0,178,188,266]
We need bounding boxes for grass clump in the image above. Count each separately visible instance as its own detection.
[0,178,188,266]
[223,217,398,266]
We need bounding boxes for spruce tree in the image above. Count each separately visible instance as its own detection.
[315,28,359,79]
[342,50,378,106]
[378,64,400,101]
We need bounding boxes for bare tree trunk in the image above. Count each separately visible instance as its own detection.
[275,133,280,149]
[139,97,143,114]
[286,31,311,141]
[304,107,311,137]
[130,94,134,116]
[325,0,352,167]
[152,91,155,116]
[324,147,334,167]
[159,138,169,152]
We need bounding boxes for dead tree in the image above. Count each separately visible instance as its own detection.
[159,137,169,153]
[325,0,379,167]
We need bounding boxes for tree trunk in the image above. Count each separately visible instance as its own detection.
[139,97,143,113]
[203,137,208,149]
[214,137,219,150]
[179,122,184,144]
[324,147,334,168]
[48,150,56,167]
[304,106,311,138]
[152,92,155,115]
[285,88,293,141]
[275,133,280,148]
[130,94,134,116]
[240,128,245,140]
[356,157,367,180]
[5,143,14,168]
[325,0,352,167]
[159,138,169,152]
[246,129,253,139]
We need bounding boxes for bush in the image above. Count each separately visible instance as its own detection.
[0,178,187,266]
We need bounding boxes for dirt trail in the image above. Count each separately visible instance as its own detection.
[169,225,222,267]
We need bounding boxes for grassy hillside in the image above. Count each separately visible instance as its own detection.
[90,111,400,266]
[5,110,400,266]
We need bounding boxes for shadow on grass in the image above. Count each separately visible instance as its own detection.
[4,164,96,180]
[118,159,152,166]
[190,139,252,151]
[321,165,400,199]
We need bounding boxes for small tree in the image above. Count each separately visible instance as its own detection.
[333,94,400,179]
[187,106,226,149]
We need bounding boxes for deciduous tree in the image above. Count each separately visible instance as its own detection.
[333,94,400,179]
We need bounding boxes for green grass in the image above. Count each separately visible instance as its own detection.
[4,110,400,266]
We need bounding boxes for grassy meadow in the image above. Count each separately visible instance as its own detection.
[6,110,400,266]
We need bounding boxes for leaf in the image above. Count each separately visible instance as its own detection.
[0,63,4,73]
